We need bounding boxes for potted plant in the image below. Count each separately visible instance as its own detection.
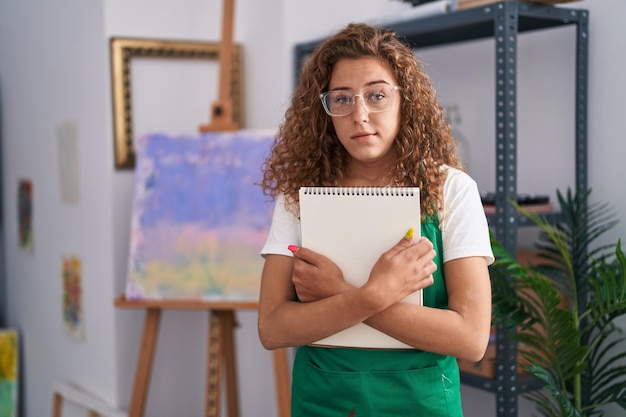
[490,188,626,416]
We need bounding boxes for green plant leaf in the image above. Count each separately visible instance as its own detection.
[525,365,582,417]
[489,188,626,416]
[588,241,626,326]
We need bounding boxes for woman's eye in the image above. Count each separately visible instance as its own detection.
[334,95,352,104]
[368,92,385,101]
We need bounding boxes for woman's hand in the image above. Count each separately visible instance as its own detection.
[290,247,352,303]
[365,232,437,309]
[290,230,436,307]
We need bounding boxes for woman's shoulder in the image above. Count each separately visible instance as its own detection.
[441,165,477,191]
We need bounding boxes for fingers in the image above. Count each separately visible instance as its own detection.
[287,244,349,302]
[382,227,417,259]
[388,236,437,284]
[289,245,331,270]
[413,237,436,261]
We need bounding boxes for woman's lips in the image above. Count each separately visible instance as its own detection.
[351,132,374,140]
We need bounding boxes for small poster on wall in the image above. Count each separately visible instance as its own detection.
[18,179,33,252]
[56,120,81,205]
[0,329,18,417]
[125,130,275,301]
[62,256,85,341]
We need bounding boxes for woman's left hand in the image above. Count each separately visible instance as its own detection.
[290,247,352,302]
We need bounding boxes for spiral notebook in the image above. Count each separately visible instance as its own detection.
[299,186,422,349]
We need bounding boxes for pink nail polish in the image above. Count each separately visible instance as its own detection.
[287,245,299,253]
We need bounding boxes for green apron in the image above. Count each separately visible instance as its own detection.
[292,217,463,417]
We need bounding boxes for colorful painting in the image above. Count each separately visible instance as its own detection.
[18,179,33,251]
[125,130,276,301]
[0,329,18,417]
[62,256,84,340]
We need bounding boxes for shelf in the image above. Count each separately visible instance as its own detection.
[294,2,584,60]
[461,370,544,394]
[486,211,562,227]
[387,1,583,49]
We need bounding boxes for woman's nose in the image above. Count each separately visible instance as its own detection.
[352,95,369,123]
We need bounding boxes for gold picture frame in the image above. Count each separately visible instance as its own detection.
[110,37,243,169]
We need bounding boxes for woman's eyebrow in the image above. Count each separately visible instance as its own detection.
[365,80,391,87]
[328,80,391,91]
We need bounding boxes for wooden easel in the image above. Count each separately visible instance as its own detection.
[115,296,291,417]
[199,0,239,132]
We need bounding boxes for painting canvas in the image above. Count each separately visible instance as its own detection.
[62,256,84,340]
[18,179,33,252]
[126,130,275,301]
[0,329,18,417]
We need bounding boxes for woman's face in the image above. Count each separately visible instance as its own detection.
[327,57,401,168]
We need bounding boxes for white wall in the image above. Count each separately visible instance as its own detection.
[0,2,117,417]
[0,1,624,417]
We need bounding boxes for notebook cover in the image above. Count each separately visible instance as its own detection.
[299,186,422,349]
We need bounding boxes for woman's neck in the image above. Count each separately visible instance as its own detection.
[341,162,394,187]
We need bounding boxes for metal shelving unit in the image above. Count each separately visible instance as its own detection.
[293,2,588,416]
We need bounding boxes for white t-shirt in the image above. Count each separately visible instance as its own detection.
[261,166,494,265]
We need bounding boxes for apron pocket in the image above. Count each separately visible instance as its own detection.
[292,356,461,417]
[293,358,364,417]
[367,365,460,416]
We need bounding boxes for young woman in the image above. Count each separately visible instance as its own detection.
[258,23,494,416]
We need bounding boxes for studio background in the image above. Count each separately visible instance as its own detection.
[0,1,623,416]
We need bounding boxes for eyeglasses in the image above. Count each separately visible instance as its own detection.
[319,85,401,117]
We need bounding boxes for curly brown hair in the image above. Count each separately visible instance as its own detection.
[261,23,461,221]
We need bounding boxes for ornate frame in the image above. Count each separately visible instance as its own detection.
[110,37,242,169]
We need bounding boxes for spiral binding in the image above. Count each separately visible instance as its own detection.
[301,186,418,196]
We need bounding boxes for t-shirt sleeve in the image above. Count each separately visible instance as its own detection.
[441,168,495,265]
[260,193,301,257]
